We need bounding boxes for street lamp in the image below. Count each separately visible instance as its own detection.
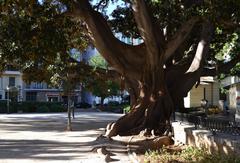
[6,86,10,114]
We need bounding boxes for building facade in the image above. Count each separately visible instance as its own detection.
[0,70,81,103]
[184,76,220,108]
[23,82,81,103]
[0,69,23,101]
[221,76,240,121]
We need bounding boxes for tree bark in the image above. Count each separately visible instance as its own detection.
[67,1,214,137]
[66,95,72,131]
[105,21,213,137]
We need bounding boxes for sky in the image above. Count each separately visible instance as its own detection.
[92,0,125,16]
[38,0,124,16]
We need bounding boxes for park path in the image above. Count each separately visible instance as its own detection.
[0,111,131,163]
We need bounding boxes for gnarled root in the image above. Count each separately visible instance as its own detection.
[105,122,117,138]
[111,134,174,153]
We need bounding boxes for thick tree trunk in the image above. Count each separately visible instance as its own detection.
[105,22,212,137]
[106,66,174,137]
[69,1,213,138]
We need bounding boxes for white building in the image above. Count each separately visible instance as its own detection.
[0,67,81,103]
[221,76,240,121]
[184,76,220,108]
[0,67,23,101]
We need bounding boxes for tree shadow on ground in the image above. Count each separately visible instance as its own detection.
[0,113,120,132]
[0,137,130,161]
[0,113,128,162]
[0,139,93,160]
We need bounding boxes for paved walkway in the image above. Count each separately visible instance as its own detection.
[0,111,130,163]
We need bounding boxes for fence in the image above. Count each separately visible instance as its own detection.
[175,112,240,136]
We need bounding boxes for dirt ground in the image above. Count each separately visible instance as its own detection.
[0,111,131,163]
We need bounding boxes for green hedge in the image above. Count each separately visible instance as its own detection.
[0,101,65,113]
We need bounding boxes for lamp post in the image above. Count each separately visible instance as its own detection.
[6,86,10,114]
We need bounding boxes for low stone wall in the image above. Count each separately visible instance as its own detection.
[172,122,240,155]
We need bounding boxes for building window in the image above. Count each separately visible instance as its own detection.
[9,77,15,87]
[6,65,18,71]
[32,82,44,89]
[0,94,2,99]
[26,92,37,101]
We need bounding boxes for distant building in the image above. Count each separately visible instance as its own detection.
[0,66,81,103]
[0,66,23,101]
[221,76,240,121]
[23,82,81,103]
[221,76,240,108]
[115,33,143,45]
[184,76,220,108]
[80,46,97,105]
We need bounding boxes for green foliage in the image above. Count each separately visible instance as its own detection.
[91,79,120,101]
[0,101,22,113]
[110,6,140,38]
[97,103,126,113]
[89,53,108,69]
[87,53,120,100]
[0,0,89,83]
[36,105,49,113]
[144,146,240,163]
[49,103,64,112]
[123,105,130,113]
[0,0,240,85]
[215,31,240,61]
[0,101,64,113]
[109,0,240,77]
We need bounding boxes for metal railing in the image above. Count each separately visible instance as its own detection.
[193,116,240,135]
[175,112,240,136]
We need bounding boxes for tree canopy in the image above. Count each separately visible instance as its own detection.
[89,53,120,102]
[0,0,239,81]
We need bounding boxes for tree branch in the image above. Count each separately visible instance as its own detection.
[69,58,120,81]
[131,0,165,66]
[219,19,240,29]
[186,21,213,73]
[166,21,213,103]
[66,0,144,79]
[163,17,200,62]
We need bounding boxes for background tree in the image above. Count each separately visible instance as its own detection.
[88,54,120,108]
[42,56,82,131]
[0,0,240,139]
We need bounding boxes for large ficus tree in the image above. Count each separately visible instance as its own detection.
[0,0,240,137]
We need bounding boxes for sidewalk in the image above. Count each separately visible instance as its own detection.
[0,112,130,163]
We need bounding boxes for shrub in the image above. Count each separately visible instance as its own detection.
[21,102,37,113]
[75,102,91,108]
[123,105,130,113]
[0,101,8,113]
[49,104,64,112]
[36,105,49,113]
[0,101,64,113]
[144,146,240,163]
[0,101,18,113]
